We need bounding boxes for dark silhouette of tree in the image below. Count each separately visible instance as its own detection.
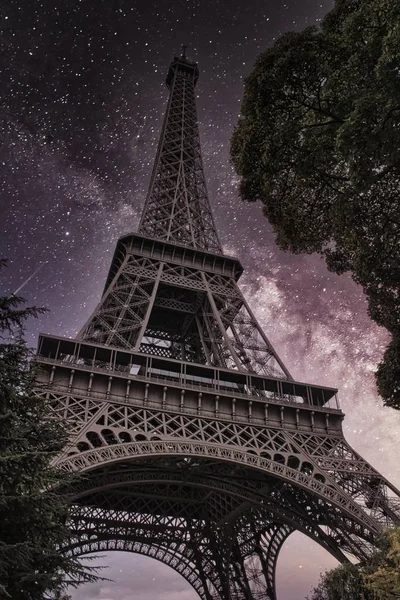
[231,0,400,409]
[0,259,100,599]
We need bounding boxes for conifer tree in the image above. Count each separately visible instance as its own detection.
[0,259,99,599]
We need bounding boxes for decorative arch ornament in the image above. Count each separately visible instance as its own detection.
[57,439,394,535]
[58,444,393,599]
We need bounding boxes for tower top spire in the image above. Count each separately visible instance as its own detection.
[139,55,221,253]
[165,52,199,88]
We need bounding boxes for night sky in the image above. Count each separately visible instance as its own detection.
[1,1,400,599]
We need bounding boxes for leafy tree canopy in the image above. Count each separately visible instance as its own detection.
[307,562,369,600]
[231,0,400,408]
[307,528,400,600]
[365,528,400,599]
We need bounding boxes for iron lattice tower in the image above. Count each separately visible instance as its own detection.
[34,54,400,600]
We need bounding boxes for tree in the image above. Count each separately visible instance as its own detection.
[231,0,400,408]
[375,338,400,408]
[307,528,400,600]
[365,528,400,599]
[0,260,99,599]
[307,563,371,600]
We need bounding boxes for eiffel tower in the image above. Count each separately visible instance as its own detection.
[34,52,400,599]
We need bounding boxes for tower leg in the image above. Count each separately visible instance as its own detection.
[257,525,292,600]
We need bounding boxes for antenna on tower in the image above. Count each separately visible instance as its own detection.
[181,44,188,59]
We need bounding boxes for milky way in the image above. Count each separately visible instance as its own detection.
[1,1,399,598]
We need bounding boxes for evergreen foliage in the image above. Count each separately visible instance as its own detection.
[231,0,400,408]
[0,260,100,599]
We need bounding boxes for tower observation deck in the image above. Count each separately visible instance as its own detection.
[34,52,400,600]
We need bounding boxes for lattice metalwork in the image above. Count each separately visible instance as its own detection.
[77,244,290,378]
[139,54,221,253]
[34,52,400,599]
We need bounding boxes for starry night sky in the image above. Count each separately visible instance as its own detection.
[1,1,400,599]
